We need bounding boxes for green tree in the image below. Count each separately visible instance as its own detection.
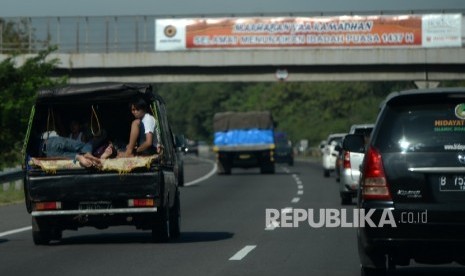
[157,81,415,147]
[0,47,66,168]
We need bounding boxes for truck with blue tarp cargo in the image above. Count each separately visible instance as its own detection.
[213,111,275,174]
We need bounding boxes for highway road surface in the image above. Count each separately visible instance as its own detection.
[1,155,464,276]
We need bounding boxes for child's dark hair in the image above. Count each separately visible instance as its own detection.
[129,97,148,112]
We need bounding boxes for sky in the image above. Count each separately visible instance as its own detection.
[1,0,464,17]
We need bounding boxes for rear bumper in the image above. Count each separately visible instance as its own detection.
[217,149,274,168]
[340,169,360,193]
[32,210,159,230]
[32,207,157,216]
[322,155,336,170]
[358,202,465,262]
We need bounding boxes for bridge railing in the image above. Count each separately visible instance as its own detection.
[1,13,464,54]
[0,16,157,54]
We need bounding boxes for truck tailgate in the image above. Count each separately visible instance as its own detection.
[27,172,160,202]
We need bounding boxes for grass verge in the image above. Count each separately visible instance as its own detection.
[0,183,24,206]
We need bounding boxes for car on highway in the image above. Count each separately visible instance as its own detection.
[185,139,199,155]
[274,132,294,166]
[322,133,346,177]
[347,87,465,275]
[336,124,374,205]
[174,134,186,186]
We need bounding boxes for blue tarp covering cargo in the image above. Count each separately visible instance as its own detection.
[213,111,275,147]
[214,129,274,146]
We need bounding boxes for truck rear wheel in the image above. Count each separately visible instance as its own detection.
[32,229,51,245]
[169,191,181,239]
[217,160,231,175]
[152,202,170,243]
[260,162,275,174]
[32,217,55,245]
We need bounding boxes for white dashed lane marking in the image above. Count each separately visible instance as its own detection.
[229,245,257,260]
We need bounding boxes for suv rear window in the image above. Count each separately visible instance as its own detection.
[374,102,465,153]
[328,137,343,145]
[353,128,373,137]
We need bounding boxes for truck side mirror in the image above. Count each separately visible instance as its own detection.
[343,134,365,153]
[174,135,186,152]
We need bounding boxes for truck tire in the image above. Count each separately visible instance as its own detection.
[288,158,294,166]
[260,162,275,174]
[178,167,185,187]
[32,217,51,245]
[169,191,181,239]
[152,202,170,243]
[179,168,184,187]
[224,165,231,175]
[217,160,231,175]
[323,169,330,177]
[341,193,352,205]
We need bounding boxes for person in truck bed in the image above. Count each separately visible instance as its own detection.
[119,97,161,157]
[42,130,116,168]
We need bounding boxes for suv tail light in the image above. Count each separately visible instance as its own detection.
[362,146,392,200]
[343,151,351,169]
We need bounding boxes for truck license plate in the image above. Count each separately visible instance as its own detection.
[79,201,112,210]
[239,154,251,159]
[439,175,465,191]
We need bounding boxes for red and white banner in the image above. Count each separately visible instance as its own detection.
[155,14,461,51]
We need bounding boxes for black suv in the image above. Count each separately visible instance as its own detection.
[346,87,465,275]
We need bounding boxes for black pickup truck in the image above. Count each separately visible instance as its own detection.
[22,83,181,245]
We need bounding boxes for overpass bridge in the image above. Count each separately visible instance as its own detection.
[1,13,464,84]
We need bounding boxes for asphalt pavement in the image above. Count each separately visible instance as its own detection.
[0,155,464,275]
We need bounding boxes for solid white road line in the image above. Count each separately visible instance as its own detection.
[229,245,257,261]
[291,197,300,203]
[0,226,32,238]
[184,156,218,187]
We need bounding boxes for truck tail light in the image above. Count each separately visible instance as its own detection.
[362,146,392,201]
[35,201,62,211]
[128,199,155,207]
[343,151,351,169]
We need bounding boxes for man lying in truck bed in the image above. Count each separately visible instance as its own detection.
[22,82,182,245]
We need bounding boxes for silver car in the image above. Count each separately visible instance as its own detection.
[321,133,346,177]
[338,124,374,204]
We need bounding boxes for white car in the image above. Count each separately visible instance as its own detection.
[338,124,374,204]
[322,133,346,177]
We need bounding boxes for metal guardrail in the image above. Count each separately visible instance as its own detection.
[0,168,24,184]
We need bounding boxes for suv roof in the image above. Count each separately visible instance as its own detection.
[382,87,465,107]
